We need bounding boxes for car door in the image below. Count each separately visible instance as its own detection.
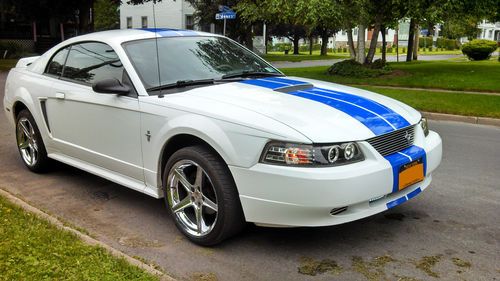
[45,42,144,181]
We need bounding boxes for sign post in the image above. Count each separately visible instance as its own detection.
[215,6,236,36]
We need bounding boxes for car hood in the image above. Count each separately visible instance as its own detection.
[166,76,421,143]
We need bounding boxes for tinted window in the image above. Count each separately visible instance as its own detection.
[123,36,279,90]
[46,47,69,76]
[62,42,124,85]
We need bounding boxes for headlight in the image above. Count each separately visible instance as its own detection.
[420,117,429,137]
[260,141,364,167]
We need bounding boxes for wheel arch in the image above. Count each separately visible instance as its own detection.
[158,133,231,187]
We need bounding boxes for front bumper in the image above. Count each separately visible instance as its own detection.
[229,130,442,227]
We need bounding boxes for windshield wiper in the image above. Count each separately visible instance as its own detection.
[147,79,215,92]
[221,71,284,79]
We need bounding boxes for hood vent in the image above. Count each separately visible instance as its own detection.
[274,84,314,93]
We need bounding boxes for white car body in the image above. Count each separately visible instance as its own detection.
[3,29,442,228]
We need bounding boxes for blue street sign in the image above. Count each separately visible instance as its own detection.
[216,6,236,20]
[215,12,236,20]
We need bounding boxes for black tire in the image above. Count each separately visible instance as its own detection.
[15,109,51,173]
[162,145,245,246]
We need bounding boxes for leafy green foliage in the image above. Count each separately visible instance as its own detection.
[0,196,158,281]
[461,39,498,61]
[94,0,120,31]
[327,59,391,78]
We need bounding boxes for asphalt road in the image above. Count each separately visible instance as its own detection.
[271,54,463,69]
[1,72,499,281]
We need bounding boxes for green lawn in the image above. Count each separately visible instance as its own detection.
[0,195,158,281]
[0,59,17,72]
[262,53,347,62]
[262,49,462,62]
[282,59,500,92]
[359,86,500,118]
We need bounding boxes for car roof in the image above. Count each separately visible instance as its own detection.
[64,28,220,46]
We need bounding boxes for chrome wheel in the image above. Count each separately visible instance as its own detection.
[16,117,38,166]
[166,160,218,237]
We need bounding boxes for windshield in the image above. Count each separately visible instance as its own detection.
[123,36,280,91]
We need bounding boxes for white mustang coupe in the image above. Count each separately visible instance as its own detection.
[3,29,442,245]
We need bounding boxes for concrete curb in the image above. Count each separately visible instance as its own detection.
[0,188,176,281]
[422,111,500,127]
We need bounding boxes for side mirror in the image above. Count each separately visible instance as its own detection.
[92,78,130,95]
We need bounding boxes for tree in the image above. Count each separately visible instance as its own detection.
[236,0,307,54]
[294,0,342,56]
[94,0,120,31]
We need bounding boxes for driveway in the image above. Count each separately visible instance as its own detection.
[0,72,499,280]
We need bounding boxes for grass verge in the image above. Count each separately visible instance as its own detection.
[262,53,346,62]
[282,59,500,92]
[359,86,500,118]
[0,195,159,281]
[0,59,17,72]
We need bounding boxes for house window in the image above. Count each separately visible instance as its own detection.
[126,17,132,29]
[353,28,358,36]
[141,16,148,28]
[341,30,346,36]
[185,15,194,30]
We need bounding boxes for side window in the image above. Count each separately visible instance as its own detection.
[46,47,69,76]
[62,42,124,85]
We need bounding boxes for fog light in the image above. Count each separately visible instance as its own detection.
[343,142,356,160]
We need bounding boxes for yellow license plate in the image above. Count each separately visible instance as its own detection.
[399,159,424,191]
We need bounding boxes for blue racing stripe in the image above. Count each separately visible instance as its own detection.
[385,145,427,193]
[406,187,422,200]
[138,28,199,37]
[239,79,293,90]
[262,76,313,86]
[386,196,407,209]
[289,90,397,135]
[239,77,410,135]
[309,88,410,130]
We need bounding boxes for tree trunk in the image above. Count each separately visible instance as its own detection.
[320,31,329,56]
[365,24,380,64]
[309,35,313,55]
[293,33,300,55]
[413,25,420,61]
[347,28,356,59]
[356,25,366,64]
[381,25,387,62]
[406,18,415,62]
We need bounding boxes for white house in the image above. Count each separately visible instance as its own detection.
[120,0,198,31]
[478,20,500,42]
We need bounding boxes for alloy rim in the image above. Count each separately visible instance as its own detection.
[167,160,218,237]
[16,117,38,166]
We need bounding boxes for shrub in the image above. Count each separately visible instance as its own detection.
[342,47,347,53]
[369,59,388,69]
[273,43,292,52]
[299,43,322,52]
[387,47,393,53]
[419,37,433,48]
[327,59,391,78]
[461,39,498,60]
[0,41,32,59]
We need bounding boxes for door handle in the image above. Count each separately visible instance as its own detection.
[55,92,65,99]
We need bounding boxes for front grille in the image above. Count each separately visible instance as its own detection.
[366,125,416,156]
